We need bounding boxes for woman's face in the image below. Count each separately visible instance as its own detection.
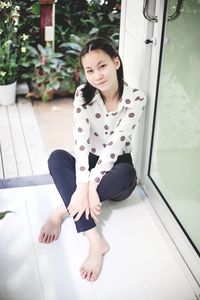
[81,49,120,94]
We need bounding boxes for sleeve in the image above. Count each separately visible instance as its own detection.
[73,86,90,184]
[89,89,147,185]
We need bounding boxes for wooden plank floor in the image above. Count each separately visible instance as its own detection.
[0,98,49,179]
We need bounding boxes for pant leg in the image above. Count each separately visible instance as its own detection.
[48,149,76,205]
[48,149,96,233]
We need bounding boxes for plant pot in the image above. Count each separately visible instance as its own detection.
[0,81,17,106]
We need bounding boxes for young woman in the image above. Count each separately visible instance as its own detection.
[39,37,146,282]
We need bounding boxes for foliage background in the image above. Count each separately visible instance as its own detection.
[1,0,121,98]
[54,0,121,94]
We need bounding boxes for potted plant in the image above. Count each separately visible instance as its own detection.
[0,2,30,105]
[27,44,68,102]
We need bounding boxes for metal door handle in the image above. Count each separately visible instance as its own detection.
[143,0,183,23]
[168,0,183,22]
[143,0,158,22]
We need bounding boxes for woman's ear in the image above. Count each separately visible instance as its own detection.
[114,56,121,70]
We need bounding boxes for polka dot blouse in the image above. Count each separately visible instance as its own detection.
[73,83,147,185]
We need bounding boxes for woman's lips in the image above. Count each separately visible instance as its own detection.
[96,81,106,87]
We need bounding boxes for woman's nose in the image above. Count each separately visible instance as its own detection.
[94,71,103,81]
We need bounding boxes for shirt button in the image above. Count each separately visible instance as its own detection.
[106,114,108,117]
[105,132,108,134]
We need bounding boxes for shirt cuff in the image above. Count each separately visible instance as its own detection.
[89,168,106,185]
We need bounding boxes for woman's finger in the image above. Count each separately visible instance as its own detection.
[95,205,101,211]
[92,206,101,215]
[85,208,90,220]
[67,204,73,212]
[90,211,99,223]
[74,210,83,221]
[70,209,78,217]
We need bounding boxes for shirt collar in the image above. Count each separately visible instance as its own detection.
[91,84,134,109]
[118,84,134,110]
[92,89,102,103]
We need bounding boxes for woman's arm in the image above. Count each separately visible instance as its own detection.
[69,86,91,221]
[88,181,102,222]
[73,86,90,184]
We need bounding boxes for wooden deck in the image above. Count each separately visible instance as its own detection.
[0,98,49,179]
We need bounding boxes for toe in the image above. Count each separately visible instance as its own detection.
[44,234,49,243]
[80,266,83,273]
[80,266,85,275]
[91,272,98,281]
[39,232,45,243]
[86,271,92,281]
[47,235,52,243]
[50,234,55,243]
[41,233,46,243]
[82,269,87,279]
[51,234,57,243]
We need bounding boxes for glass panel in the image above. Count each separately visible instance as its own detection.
[150,0,200,252]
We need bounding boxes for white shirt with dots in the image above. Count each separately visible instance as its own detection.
[73,83,147,185]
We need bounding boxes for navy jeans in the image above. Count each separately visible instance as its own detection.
[48,150,137,233]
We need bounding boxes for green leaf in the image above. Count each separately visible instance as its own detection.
[53,52,63,58]
[21,62,32,67]
[37,44,46,56]
[32,59,41,67]
[51,81,60,90]
[42,66,51,73]
[67,67,74,73]
[0,211,13,220]
[46,83,55,89]
[89,27,99,35]
[70,34,81,44]
[66,50,80,56]
[32,2,40,16]
[29,46,39,56]
[36,76,46,83]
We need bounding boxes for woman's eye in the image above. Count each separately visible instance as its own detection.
[100,64,106,69]
[86,69,93,74]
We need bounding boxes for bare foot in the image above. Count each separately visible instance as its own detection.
[80,235,109,281]
[38,204,68,244]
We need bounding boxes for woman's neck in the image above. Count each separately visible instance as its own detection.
[101,85,120,103]
[100,86,120,112]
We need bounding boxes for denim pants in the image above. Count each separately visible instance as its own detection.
[48,149,137,233]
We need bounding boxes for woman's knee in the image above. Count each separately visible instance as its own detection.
[97,163,137,201]
[48,149,74,171]
[114,163,137,186]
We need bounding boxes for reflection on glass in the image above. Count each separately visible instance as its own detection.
[150,0,200,252]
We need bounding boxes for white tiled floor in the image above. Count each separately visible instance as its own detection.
[0,184,197,300]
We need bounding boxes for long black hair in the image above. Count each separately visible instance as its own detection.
[79,37,124,106]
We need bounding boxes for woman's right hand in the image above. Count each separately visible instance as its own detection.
[68,183,90,221]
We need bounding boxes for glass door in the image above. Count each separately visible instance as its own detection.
[142,0,200,286]
[149,0,200,252]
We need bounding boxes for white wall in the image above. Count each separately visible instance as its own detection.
[119,0,151,178]
[119,0,149,91]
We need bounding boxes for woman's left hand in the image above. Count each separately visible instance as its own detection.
[88,182,102,222]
